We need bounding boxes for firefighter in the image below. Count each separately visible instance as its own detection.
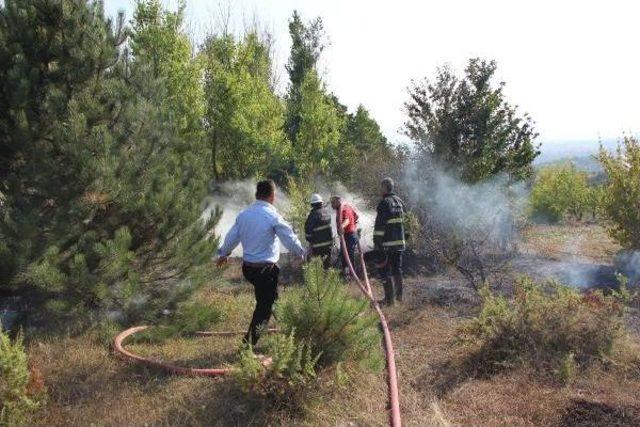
[304,194,333,269]
[330,195,360,279]
[373,177,407,305]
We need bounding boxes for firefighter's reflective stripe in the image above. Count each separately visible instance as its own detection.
[382,239,405,247]
[312,241,333,248]
[374,230,385,236]
[313,224,331,231]
[382,195,406,250]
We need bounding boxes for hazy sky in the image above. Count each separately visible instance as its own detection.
[105,0,639,145]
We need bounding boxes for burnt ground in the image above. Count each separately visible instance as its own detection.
[26,222,640,426]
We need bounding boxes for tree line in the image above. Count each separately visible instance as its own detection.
[0,0,542,325]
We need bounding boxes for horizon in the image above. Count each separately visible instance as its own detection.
[105,0,640,147]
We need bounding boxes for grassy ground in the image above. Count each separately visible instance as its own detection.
[27,224,640,426]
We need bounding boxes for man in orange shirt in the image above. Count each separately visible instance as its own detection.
[330,195,360,279]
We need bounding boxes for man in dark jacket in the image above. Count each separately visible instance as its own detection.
[373,177,407,305]
[304,193,333,269]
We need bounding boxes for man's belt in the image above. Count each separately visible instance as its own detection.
[243,261,276,269]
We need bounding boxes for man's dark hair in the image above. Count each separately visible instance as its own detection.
[256,179,276,199]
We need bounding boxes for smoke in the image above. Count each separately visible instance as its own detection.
[330,182,377,251]
[402,160,527,246]
[201,179,378,258]
[201,180,291,257]
[616,251,640,286]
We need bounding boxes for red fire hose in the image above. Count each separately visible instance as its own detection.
[338,203,402,427]
[114,203,402,425]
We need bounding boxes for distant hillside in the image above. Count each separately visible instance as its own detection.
[534,139,620,173]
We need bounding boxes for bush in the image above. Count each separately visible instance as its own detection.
[530,163,596,223]
[456,277,627,377]
[275,259,382,370]
[0,331,44,426]
[598,137,640,249]
[232,331,319,410]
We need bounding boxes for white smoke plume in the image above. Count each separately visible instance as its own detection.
[202,179,378,258]
[402,160,528,246]
[329,182,377,251]
[201,180,291,257]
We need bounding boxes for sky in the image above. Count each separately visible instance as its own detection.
[105,0,640,147]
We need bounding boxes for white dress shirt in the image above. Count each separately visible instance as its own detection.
[218,200,306,263]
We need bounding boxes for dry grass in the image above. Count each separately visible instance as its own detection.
[26,237,640,426]
[520,223,620,264]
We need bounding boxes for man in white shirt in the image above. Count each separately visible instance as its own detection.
[216,180,306,345]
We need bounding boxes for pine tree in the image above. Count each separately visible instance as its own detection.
[284,10,325,145]
[0,0,218,325]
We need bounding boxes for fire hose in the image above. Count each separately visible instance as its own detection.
[337,203,402,427]
[113,203,402,426]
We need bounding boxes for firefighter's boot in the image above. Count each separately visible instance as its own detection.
[393,274,404,302]
[382,277,395,305]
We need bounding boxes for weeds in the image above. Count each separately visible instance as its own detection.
[1,330,44,426]
[132,301,223,344]
[456,277,628,379]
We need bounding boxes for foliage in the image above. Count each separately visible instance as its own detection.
[233,331,319,410]
[404,58,539,183]
[456,277,627,377]
[133,301,223,343]
[202,30,288,181]
[131,0,205,145]
[285,10,326,144]
[276,259,382,370]
[530,163,598,223]
[291,70,344,177]
[0,331,44,426]
[598,137,640,249]
[0,0,218,324]
[335,104,391,186]
[285,177,314,236]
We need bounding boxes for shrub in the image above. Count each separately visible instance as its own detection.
[598,137,640,249]
[529,163,595,222]
[456,277,627,376]
[0,331,44,426]
[275,259,382,370]
[232,331,319,409]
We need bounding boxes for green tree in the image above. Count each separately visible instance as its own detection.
[530,163,592,223]
[284,10,325,145]
[0,0,218,324]
[202,31,287,181]
[404,58,539,183]
[131,0,206,149]
[292,70,343,177]
[598,137,640,249]
[335,104,389,184]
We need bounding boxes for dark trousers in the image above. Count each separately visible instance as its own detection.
[242,263,280,345]
[340,232,359,272]
[379,250,403,279]
[309,248,332,269]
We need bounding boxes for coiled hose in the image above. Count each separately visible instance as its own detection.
[113,202,402,425]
